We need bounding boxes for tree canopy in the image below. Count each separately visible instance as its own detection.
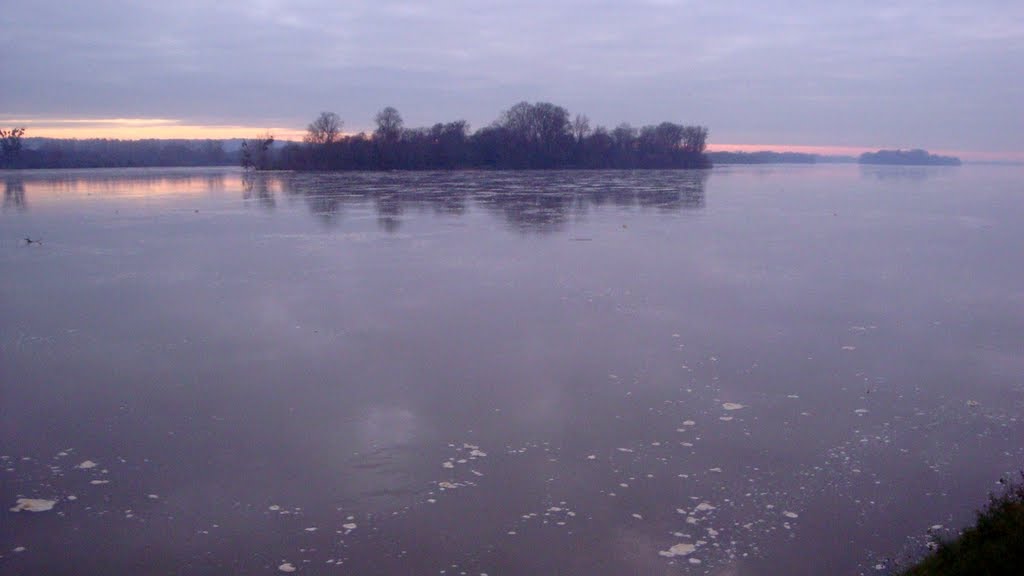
[267,102,711,171]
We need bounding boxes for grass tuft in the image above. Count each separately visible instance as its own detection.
[899,472,1024,576]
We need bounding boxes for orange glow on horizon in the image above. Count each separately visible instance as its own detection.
[3,117,1020,162]
[0,117,306,141]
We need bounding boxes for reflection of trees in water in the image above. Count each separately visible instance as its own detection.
[375,194,403,233]
[252,170,709,233]
[859,165,947,182]
[4,177,26,211]
[241,172,276,210]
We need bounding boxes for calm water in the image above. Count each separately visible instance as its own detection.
[2,166,1022,575]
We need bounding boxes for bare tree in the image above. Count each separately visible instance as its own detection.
[681,126,709,154]
[611,123,637,149]
[304,112,342,145]
[374,107,404,141]
[571,114,591,143]
[0,127,25,167]
[241,132,274,170]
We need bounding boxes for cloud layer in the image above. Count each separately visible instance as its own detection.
[3,1,1022,155]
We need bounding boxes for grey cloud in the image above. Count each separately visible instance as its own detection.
[3,0,1022,153]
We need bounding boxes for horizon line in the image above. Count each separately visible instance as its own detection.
[3,117,1021,163]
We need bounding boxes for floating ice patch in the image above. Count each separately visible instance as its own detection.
[438,481,459,490]
[469,450,487,458]
[966,400,979,407]
[783,511,799,519]
[470,470,484,477]
[278,562,296,572]
[658,543,697,558]
[269,505,281,511]
[147,494,159,499]
[689,558,702,565]
[719,416,733,421]
[77,460,97,469]
[682,420,696,426]
[617,448,634,453]
[66,495,77,501]
[842,346,856,351]
[787,395,800,399]
[694,502,715,512]
[722,403,744,411]
[305,527,317,532]
[854,409,868,415]
[442,461,455,469]
[10,498,57,513]
[90,480,109,485]
[342,523,357,532]
[13,547,26,553]
[929,524,943,531]
[587,455,596,460]
[631,513,643,520]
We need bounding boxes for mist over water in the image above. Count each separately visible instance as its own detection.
[2,165,1022,574]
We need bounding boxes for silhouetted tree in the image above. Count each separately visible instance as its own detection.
[241,132,274,170]
[571,114,591,143]
[373,107,404,169]
[374,107,404,142]
[305,112,342,145]
[1,127,25,167]
[497,101,572,168]
[681,126,708,155]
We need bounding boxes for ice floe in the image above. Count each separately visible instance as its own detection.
[658,543,696,558]
[10,498,57,513]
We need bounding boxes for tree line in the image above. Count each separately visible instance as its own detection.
[0,131,233,169]
[247,102,710,171]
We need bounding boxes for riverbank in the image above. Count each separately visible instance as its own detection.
[899,474,1024,575]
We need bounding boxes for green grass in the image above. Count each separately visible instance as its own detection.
[899,473,1024,576]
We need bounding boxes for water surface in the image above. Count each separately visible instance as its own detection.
[2,166,1022,575]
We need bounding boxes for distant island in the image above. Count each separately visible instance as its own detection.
[859,149,961,166]
[706,151,842,164]
[708,151,816,164]
[249,103,711,172]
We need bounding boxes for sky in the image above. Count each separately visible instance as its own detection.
[2,0,1022,160]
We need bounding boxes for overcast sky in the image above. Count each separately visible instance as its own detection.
[2,0,1022,158]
